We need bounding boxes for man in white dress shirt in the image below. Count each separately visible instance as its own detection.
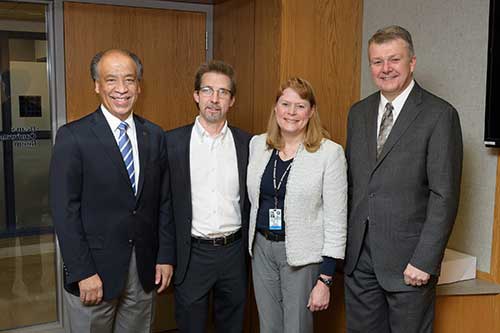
[164,60,251,333]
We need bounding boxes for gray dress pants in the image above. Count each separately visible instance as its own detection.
[252,232,319,333]
[344,225,436,333]
[64,248,155,333]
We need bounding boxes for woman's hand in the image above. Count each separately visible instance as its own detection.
[307,275,331,312]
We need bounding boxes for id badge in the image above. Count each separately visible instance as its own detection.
[269,208,282,230]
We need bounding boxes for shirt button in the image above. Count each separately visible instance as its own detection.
[132,210,137,215]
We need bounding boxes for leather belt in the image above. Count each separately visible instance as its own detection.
[257,229,285,242]
[191,229,242,247]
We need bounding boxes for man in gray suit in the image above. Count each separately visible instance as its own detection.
[344,26,463,332]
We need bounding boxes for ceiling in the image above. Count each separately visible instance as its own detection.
[0,0,232,23]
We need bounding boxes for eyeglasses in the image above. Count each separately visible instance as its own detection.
[198,86,232,99]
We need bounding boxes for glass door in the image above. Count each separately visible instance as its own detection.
[0,1,57,330]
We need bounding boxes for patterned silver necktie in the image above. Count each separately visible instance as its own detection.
[376,102,394,159]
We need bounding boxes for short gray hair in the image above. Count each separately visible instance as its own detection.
[90,49,143,81]
[368,25,415,57]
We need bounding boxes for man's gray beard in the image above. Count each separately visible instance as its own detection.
[204,112,223,123]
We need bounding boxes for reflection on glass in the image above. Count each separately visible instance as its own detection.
[0,2,57,330]
[0,145,4,233]
[0,234,57,329]
[10,45,50,131]
[13,140,52,230]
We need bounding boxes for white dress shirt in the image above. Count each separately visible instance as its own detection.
[101,105,140,191]
[189,116,241,238]
[377,79,415,136]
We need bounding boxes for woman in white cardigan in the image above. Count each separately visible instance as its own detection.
[247,77,347,333]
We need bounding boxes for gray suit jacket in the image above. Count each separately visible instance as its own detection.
[344,83,463,292]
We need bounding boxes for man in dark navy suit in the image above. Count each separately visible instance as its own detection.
[50,49,175,332]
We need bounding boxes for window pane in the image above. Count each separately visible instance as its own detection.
[0,144,4,233]
[0,2,57,330]
[13,139,52,230]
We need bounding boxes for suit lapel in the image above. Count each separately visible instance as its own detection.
[176,125,194,210]
[90,109,131,188]
[374,84,423,167]
[365,94,379,168]
[230,127,248,213]
[134,115,149,199]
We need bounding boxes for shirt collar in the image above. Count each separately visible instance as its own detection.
[380,79,415,111]
[100,104,135,132]
[193,116,229,142]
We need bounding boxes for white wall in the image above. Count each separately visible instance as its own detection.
[361,0,495,272]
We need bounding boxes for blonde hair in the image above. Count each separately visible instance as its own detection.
[266,77,329,152]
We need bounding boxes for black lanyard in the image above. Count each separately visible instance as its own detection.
[272,150,293,208]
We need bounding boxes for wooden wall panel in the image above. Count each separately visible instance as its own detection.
[213,0,255,133]
[279,0,363,146]
[64,2,206,130]
[489,155,500,283]
[435,294,500,333]
[318,281,500,333]
[214,0,282,136]
[314,274,346,332]
[252,0,281,134]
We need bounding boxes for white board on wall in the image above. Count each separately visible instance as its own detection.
[9,61,50,132]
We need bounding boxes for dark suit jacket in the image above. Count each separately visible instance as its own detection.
[50,108,175,301]
[344,83,463,292]
[164,124,251,285]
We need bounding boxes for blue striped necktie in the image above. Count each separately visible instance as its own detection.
[118,122,136,194]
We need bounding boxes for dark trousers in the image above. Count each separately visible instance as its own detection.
[344,225,436,333]
[174,238,247,333]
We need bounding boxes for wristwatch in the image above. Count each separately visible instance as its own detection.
[317,276,333,287]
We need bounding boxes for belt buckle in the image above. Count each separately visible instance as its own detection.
[213,236,226,247]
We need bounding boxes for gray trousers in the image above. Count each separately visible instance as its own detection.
[252,232,319,333]
[64,248,155,333]
[344,225,436,333]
